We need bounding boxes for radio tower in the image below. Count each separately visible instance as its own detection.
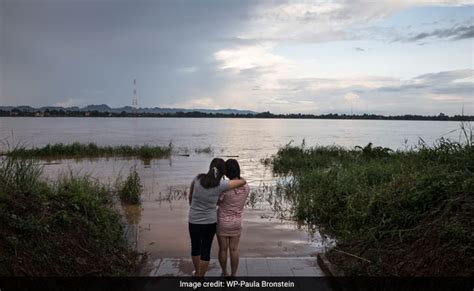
[132,78,138,114]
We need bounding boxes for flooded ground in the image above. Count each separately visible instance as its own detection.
[3,117,462,269]
[40,154,331,267]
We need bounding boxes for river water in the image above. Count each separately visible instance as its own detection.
[0,117,464,154]
[0,117,464,264]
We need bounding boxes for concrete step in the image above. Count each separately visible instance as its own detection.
[150,257,325,277]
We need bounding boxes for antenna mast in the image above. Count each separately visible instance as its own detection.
[132,78,138,114]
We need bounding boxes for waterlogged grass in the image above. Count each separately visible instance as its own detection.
[118,167,143,204]
[268,134,473,276]
[5,142,219,159]
[172,145,215,156]
[194,146,213,155]
[6,142,172,159]
[0,157,139,276]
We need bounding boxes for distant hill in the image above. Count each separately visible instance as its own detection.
[2,105,472,121]
[0,104,258,115]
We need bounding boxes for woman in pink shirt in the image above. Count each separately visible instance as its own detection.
[217,159,250,277]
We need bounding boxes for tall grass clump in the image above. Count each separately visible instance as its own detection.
[118,167,143,204]
[0,157,44,194]
[0,157,139,276]
[268,126,473,276]
[7,142,172,160]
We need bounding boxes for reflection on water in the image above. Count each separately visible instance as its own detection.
[122,203,143,225]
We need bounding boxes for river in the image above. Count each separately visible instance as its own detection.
[0,117,464,267]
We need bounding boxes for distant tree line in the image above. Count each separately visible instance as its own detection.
[1,108,473,121]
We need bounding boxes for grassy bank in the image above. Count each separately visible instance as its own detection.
[5,142,172,159]
[267,137,473,276]
[0,157,140,276]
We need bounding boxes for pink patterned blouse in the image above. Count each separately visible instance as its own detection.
[217,183,250,237]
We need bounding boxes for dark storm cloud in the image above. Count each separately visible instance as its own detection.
[0,0,255,106]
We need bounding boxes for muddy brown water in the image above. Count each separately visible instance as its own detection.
[4,117,460,268]
[40,155,333,266]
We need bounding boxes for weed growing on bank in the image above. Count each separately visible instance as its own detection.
[0,157,139,276]
[268,126,473,276]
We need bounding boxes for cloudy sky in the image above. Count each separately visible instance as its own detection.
[1,0,473,115]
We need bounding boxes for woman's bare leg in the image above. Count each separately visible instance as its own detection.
[198,260,210,277]
[229,235,241,276]
[217,235,229,276]
[191,256,200,275]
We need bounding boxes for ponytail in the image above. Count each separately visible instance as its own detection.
[197,158,225,189]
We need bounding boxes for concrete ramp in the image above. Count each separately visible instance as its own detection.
[150,257,325,277]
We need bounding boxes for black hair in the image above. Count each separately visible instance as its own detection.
[197,158,226,189]
[225,159,240,180]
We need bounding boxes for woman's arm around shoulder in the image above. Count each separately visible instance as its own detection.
[228,177,246,190]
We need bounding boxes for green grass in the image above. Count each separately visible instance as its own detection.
[267,130,473,276]
[6,142,172,159]
[118,167,143,204]
[0,157,139,276]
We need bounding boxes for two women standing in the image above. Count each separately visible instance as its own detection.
[188,158,250,277]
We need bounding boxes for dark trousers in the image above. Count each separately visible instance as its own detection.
[188,222,217,261]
